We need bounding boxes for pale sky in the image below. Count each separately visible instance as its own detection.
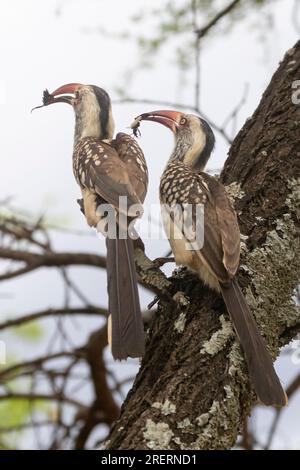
[0,0,299,449]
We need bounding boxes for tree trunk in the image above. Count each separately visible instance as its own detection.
[106,41,300,450]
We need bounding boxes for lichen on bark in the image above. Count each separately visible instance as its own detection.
[106,41,300,451]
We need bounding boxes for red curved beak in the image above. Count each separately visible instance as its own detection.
[135,110,182,133]
[32,83,83,112]
[45,83,82,105]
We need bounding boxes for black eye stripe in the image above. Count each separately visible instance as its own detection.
[91,86,111,139]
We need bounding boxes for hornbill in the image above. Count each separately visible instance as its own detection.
[36,83,148,360]
[131,110,287,407]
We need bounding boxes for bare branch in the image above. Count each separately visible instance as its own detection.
[0,392,85,409]
[265,371,300,449]
[0,248,106,281]
[192,0,201,110]
[0,351,84,381]
[114,97,232,143]
[195,0,241,39]
[0,306,107,331]
[0,420,57,434]
[107,40,300,451]
[74,326,119,449]
[222,83,249,135]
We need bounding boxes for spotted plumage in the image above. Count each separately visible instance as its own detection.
[72,133,148,227]
[160,161,208,206]
[160,159,240,285]
[135,108,287,407]
[39,82,148,361]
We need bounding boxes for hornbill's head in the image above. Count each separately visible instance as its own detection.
[36,83,115,142]
[133,110,215,171]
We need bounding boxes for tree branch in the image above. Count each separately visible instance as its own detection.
[0,351,84,381]
[0,306,108,331]
[0,248,106,281]
[114,97,232,143]
[0,393,85,409]
[265,370,300,449]
[74,327,119,449]
[195,0,241,38]
[0,420,56,434]
[106,41,300,450]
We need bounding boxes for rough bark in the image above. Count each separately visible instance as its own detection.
[106,41,300,450]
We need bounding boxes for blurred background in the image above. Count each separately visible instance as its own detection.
[0,0,299,449]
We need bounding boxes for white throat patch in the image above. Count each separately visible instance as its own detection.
[74,89,101,142]
[184,127,206,168]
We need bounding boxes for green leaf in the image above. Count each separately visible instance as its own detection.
[12,322,44,342]
[0,399,30,428]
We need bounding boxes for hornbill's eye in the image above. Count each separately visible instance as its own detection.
[180,117,187,125]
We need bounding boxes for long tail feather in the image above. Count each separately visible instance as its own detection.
[221,279,287,407]
[106,237,145,360]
